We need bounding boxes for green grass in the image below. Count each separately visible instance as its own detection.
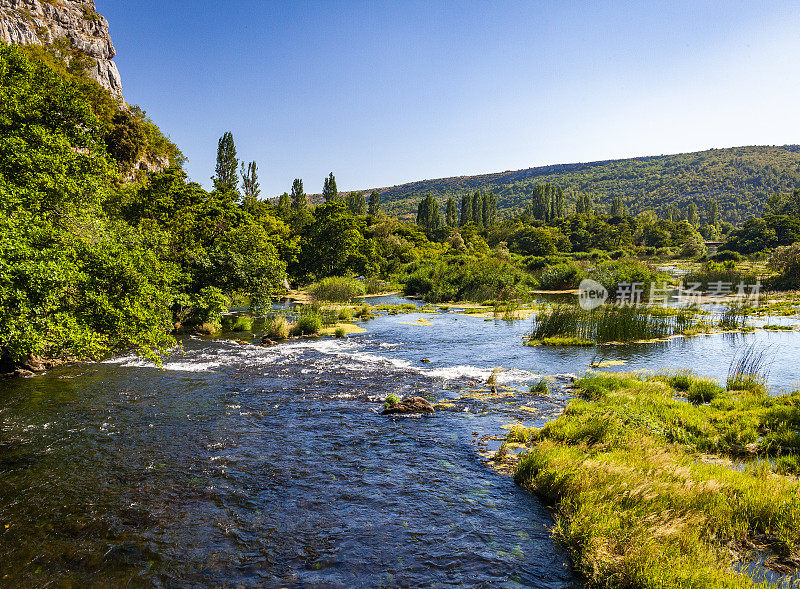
[384,393,400,410]
[291,313,323,336]
[763,324,795,331]
[264,315,289,340]
[511,371,800,587]
[529,379,549,394]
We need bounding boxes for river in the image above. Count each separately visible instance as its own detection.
[1,299,799,587]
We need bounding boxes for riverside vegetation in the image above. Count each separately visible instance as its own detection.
[506,345,800,588]
[2,37,799,372]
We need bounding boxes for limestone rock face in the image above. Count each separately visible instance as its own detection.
[0,0,123,98]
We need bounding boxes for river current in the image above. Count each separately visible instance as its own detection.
[1,302,799,587]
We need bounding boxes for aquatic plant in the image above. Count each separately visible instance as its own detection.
[334,327,346,338]
[292,313,322,336]
[337,308,353,322]
[727,343,771,392]
[529,379,549,394]
[231,315,254,332]
[529,304,684,344]
[718,304,750,330]
[265,316,289,340]
[384,393,399,409]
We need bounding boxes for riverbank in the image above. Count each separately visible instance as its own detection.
[505,371,800,587]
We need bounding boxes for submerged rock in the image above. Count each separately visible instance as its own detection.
[381,396,435,415]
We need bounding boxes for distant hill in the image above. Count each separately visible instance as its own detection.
[358,145,800,223]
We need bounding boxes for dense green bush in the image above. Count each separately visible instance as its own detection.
[537,263,586,290]
[310,276,366,302]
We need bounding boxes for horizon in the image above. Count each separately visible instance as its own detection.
[98,1,800,196]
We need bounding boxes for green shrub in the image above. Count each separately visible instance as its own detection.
[310,276,366,302]
[231,315,254,332]
[537,263,585,290]
[334,326,346,338]
[384,393,400,409]
[265,316,289,340]
[292,313,322,335]
[687,379,724,403]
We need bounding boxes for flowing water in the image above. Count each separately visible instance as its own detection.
[1,299,799,587]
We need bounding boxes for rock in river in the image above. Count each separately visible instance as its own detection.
[381,396,435,415]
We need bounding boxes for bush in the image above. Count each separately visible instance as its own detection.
[537,263,585,290]
[334,326,346,338]
[231,315,254,332]
[292,313,322,335]
[384,393,400,409]
[310,276,366,302]
[769,242,800,289]
[265,316,289,340]
[687,379,724,403]
[711,250,742,263]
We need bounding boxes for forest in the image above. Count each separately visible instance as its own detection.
[369,145,800,224]
[1,42,799,371]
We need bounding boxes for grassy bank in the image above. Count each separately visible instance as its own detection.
[510,371,800,587]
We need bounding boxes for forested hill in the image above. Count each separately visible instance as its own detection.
[364,145,800,223]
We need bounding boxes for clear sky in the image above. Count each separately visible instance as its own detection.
[96,1,800,196]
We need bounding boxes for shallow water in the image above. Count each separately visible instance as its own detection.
[1,303,799,587]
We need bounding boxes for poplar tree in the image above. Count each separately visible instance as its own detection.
[322,172,338,202]
[610,196,625,217]
[347,192,366,215]
[277,192,290,217]
[707,199,719,226]
[471,191,482,226]
[368,190,380,216]
[240,161,260,204]
[687,202,699,226]
[460,193,472,226]
[445,196,457,227]
[291,178,307,210]
[213,131,238,192]
[417,193,442,235]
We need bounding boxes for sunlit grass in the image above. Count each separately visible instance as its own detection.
[511,370,800,587]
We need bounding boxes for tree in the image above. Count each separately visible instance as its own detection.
[346,191,366,215]
[706,199,719,226]
[368,190,380,216]
[460,193,472,226]
[240,161,260,204]
[582,193,594,215]
[445,196,457,227]
[322,172,338,202]
[417,193,443,235]
[687,202,699,226]
[291,178,307,210]
[610,196,625,217]
[483,192,497,227]
[277,192,290,217]
[471,191,483,226]
[213,131,238,193]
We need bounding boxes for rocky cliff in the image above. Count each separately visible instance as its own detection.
[0,0,122,98]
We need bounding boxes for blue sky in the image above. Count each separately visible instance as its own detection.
[97,1,800,196]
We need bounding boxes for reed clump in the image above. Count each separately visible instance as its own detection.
[528,304,686,344]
